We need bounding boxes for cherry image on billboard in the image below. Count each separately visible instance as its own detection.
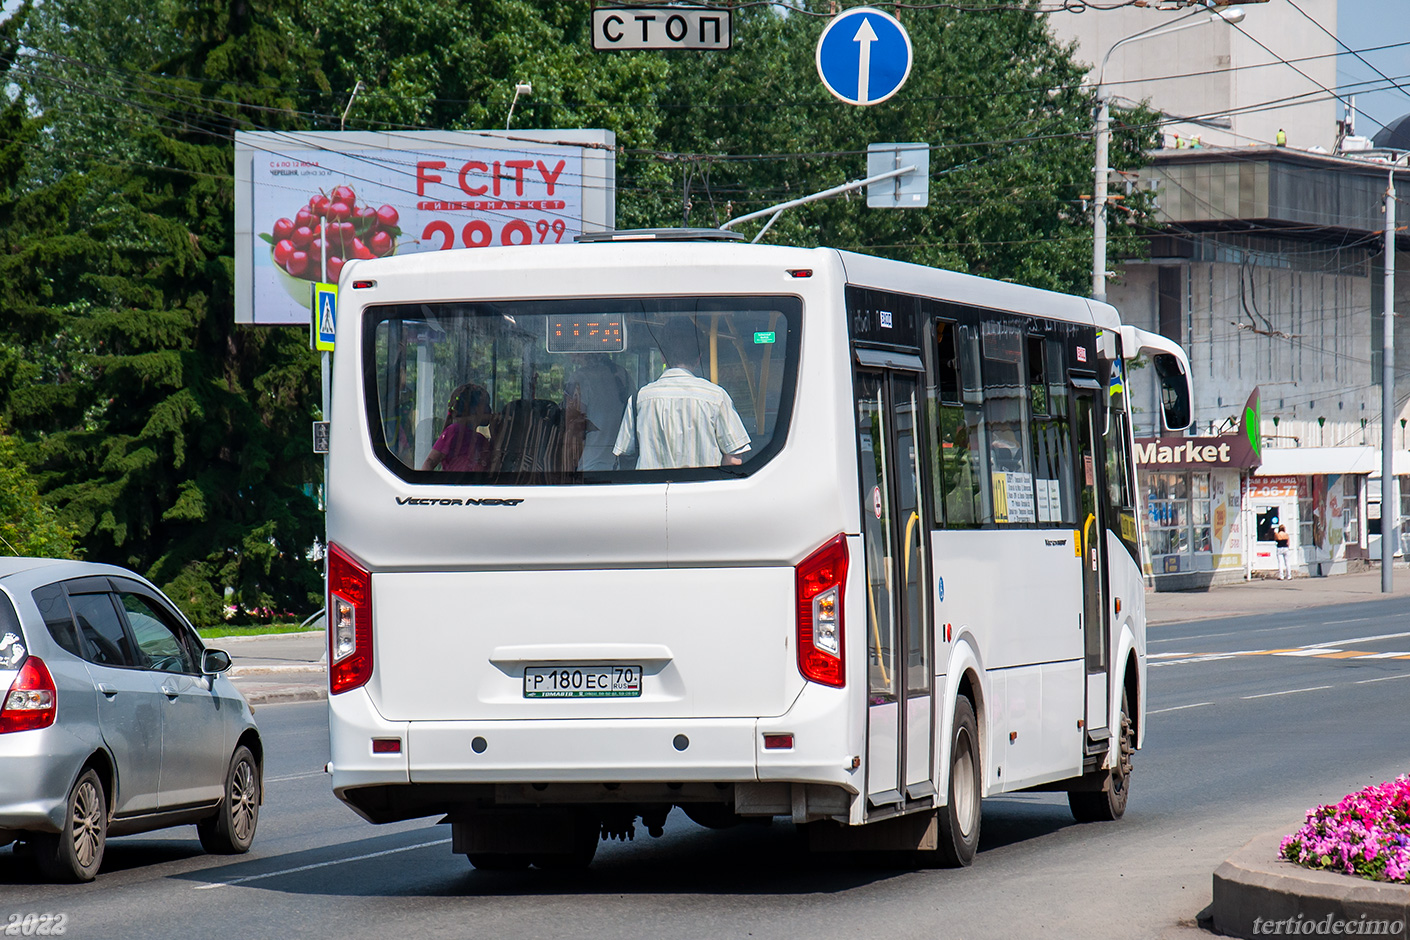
[261,184,403,284]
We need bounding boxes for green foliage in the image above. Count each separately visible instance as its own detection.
[0,423,79,559]
[2,0,327,619]
[0,0,1155,617]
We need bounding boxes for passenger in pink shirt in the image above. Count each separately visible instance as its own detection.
[421,383,493,471]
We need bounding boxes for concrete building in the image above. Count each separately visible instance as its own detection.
[1047,0,1340,151]
[1047,4,1410,587]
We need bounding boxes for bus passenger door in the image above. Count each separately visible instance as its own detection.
[1073,383,1109,737]
[855,366,935,814]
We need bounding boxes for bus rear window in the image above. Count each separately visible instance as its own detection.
[364,296,801,484]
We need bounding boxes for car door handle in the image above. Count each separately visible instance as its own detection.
[98,683,117,697]
[161,685,180,699]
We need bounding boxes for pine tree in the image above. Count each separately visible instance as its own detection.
[8,0,331,624]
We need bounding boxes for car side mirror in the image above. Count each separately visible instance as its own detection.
[201,649,233,675]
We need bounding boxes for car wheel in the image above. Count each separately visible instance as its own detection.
[1069,687,1134,823]
[197,745,260,854]
[35,769,106,882]
[935,696,981,867]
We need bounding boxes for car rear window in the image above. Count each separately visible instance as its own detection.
[32,583,82,658]
[0,591,25,669]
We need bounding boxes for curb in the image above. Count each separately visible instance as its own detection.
[243,686,327,706]
[1211,830,1410,939]
[228,664,325,677]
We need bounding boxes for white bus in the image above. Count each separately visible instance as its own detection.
[324,230,1193,869]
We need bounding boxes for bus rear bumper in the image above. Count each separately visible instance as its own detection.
[328,687,860,819]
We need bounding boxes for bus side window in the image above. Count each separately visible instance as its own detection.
[1102,339,1140,557]
[1029,325,1075,525]
[934,321,986,527]
[981,316,1035,525]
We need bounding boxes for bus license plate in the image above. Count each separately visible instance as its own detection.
[523,665,642,698]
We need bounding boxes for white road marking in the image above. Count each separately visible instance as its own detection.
[1240,685,1332,700]
[1323,630,1410,647]
[1149,702,1214,714]
[1151,654,1240,667]
[1325,617,1372,625]
[1272,649,1341,657]
[194,838,452,889]
[1148,652,1195,659]
[1354,673,1410,685]
[1352,652,1410,659]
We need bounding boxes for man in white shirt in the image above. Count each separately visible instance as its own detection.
[613,318,751,470]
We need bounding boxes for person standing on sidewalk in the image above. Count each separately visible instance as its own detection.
[1275,524,1292,579]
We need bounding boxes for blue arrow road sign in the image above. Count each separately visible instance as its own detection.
[314,283,337,352]
[815,7,912,106]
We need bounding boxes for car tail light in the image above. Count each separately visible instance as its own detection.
[796,535,847,688]
[0,656,57,733]
[328,543,373,695]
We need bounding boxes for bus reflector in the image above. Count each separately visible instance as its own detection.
[328,543,374,695]
[372,738,401,754]
[796,535,847,688]
[787,269,813,278]
[763,733,794,750]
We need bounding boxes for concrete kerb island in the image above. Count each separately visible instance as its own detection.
[1212,830,1410,938]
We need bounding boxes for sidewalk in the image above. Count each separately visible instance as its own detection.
[216,630,327,706]
[1146,568,1410,625]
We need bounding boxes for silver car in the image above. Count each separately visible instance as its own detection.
[0,558,261,881]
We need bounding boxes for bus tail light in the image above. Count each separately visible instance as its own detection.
[328,543,374,695]
[0,656,57,733]
[796,535,848,688]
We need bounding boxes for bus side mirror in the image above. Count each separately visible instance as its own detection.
[1153,353,1192,431]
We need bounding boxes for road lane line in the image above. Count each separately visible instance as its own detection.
[194,838,452,889]
[1150,654,1239,667]
[1325,617,1372,625]
[1240,685,1332,700]
[1149,702,1214,714]
[1273,649,1341,657]
[265,771,325,783]
[1148,652,1195,659]
[1353,652,1410,659]
[1322,630,1410,646]
[1354,673,1410,684]
[1317,650,1376,659]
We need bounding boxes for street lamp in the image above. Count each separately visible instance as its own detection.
[506,82,533,130]
[1092,6,1246,303]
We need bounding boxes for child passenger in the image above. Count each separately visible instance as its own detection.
[421,383,493,472]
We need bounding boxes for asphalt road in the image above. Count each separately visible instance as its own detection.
[4,598,1410,940]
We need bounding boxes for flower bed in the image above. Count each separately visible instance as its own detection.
[1280,776,1410,883]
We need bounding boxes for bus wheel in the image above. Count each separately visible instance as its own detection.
[935,696,981,867]
[466,854,531,871]
[1068,688,1134,823]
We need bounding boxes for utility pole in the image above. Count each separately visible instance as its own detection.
[1383,165,1398,593]
[1092,94,1110,303]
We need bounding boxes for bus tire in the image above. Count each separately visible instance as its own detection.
[935,695,981,867]
[1068,687,1134,823]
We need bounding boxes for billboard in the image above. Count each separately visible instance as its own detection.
[234,130,616,325]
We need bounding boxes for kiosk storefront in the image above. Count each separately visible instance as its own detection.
[1135,393,1261,590]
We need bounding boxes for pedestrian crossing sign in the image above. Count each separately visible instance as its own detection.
[314,283,337,352]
